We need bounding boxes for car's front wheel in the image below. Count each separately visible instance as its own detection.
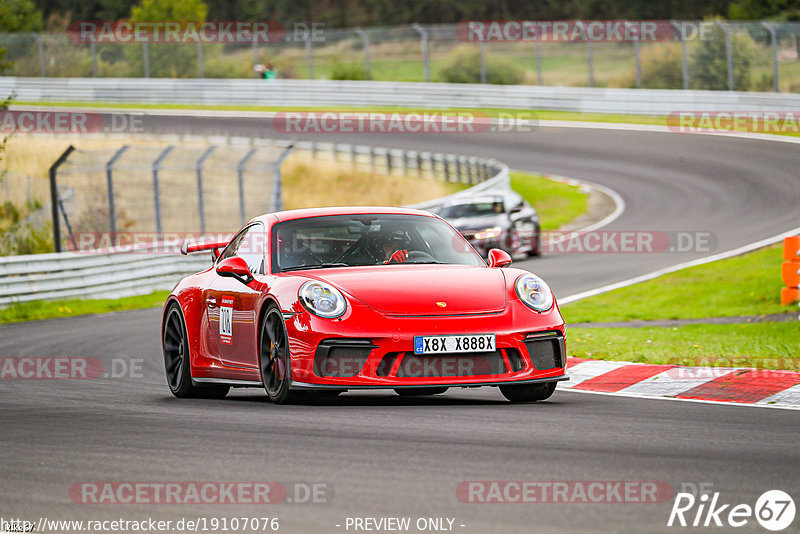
[163,303,229,399]
[499,382,556,402]
[259,304,306,404]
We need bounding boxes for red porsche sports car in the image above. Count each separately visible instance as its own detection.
[162,207,567,404]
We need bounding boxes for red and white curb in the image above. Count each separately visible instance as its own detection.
[562,357,800,409]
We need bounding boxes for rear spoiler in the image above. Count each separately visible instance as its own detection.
[180,238,229,259]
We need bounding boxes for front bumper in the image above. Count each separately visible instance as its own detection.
[284,299,566,389]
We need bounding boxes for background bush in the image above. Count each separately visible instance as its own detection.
[438,45,524,85]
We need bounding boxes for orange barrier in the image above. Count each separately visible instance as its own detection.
[781,236,800,305]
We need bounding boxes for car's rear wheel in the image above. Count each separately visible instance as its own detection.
[394,387,449,396]
[259,305,306,404]
[499,382,556,402]
[163,303,229,399]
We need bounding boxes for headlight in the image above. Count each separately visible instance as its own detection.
[299,281,347,318]
[515,274,554,312]
[473,227,502,240]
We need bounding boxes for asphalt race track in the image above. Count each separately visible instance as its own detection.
[2,115,800,533]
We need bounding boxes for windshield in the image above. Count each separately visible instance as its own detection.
[271,214,485,272]
[439,201,504,218]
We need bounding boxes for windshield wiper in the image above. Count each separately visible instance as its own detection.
[405,260,446,264]
[282,263,349,272]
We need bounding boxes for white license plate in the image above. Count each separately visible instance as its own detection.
[413,334,496,355]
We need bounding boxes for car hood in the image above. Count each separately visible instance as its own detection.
[311,265,507,315]
[447,215,507,233]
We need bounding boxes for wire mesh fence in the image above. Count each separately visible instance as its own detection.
[47,139,502,252]
[2,21,799,91]
[52,143,289,251]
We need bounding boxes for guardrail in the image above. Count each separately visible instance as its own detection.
[4,77,800,115]
[0,137,508,306]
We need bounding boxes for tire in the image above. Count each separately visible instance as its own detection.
[528,231,541,257]
[499,382,556,403]
[163,303,229,399]
[394,387,449,396]
[259,304,306,404]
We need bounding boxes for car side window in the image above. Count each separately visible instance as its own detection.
[219,224,266,275]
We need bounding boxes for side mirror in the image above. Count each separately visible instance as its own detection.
[216,256,254,285]
[488,248,512,268]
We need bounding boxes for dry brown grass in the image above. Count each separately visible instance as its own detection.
[282,155,463,209]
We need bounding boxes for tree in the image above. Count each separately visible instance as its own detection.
[130,0,208,22]
[126,0,209,78]
[0,0,44,32]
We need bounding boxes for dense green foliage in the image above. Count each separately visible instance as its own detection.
[21,0,797,31]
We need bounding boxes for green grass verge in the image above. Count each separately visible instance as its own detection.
[563,243,799,370]
[569,322,800,371]
[16,101,800,138]
[0,291,170,324]
[510,171,587,231]
[561,244,792,323]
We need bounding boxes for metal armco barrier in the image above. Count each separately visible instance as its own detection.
[3,78,800,115]
[780,236,800,306]
[1,137,508,306]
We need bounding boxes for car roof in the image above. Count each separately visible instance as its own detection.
[440,190,522,208]
[251,206,438,224]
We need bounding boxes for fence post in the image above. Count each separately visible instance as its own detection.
[716,21,734,91]
[626,22,642,89]
[534,39,543,85]
[305,34,314,79]
[195,146,216,234]
[237,148,257,225]
[90,42,98,77]
[142,42,150,78]
[479,39,487,84]
[271,145,294,212]
[197,42,205,78]
[354,27,371,80]
[252,37,259,74]
[48,145,75,253]
[762,22,780,93]
[152,146,174,235]
[385,149,392,175]
[672,21,690,90]
[412,23,430,82]
[585,40,595,88]
[37,34,47,77]
[105,145,130,235]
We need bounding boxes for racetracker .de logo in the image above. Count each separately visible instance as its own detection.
[667,111,800,134]
[69,482,330,505]
[272,111,538,134]
[0,111,142,134]
[457,481,674,503]
[68,21,286,43]
[457,20,676,42]
[0,357,142,380]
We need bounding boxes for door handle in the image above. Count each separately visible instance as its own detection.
[206,297,217,308]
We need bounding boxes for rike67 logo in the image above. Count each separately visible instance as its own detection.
[668,487,795,531]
